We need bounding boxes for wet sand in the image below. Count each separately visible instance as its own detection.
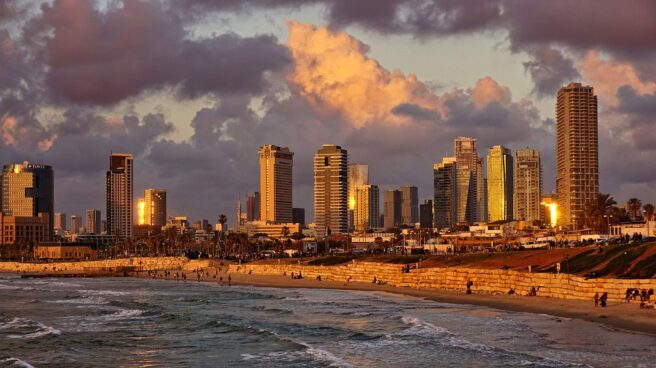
[141,268,656,336]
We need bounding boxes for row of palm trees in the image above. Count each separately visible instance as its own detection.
[582,194,654,233]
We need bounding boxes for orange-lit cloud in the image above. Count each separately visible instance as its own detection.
[286,21,445,128]
[469,77,512,109]
[0,114,18,146]
[578,51,656,106]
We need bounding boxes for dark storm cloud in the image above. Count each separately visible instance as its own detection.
[392,103,440,121]
[523,46,581,97]
[25,0,289,105]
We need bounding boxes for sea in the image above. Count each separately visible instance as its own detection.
[1,273,655,368]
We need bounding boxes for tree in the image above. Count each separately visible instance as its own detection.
[584,193,616,233]
[644,204,655,222]
[627,198,642,221]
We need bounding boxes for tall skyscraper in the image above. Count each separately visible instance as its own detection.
[383,189,402,229]
[314,144,348,235]
[487,145,514,222]
[354,184,379,231]
[1,161,54,239]
[246,192,260,222]
[419,199,433,228]
[454,137,486,223]
[399,185,419,226]
[144,189,166,228]
[71,214,81,234]
[433,157,456,228]
[54,212,67,234]
[556,83,599,228]
[347,164,369,230]
[514,148,542,222]
[106,153,133,238]
[259,145,293,223]
[86,209,101,234]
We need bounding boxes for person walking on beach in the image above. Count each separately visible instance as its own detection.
[594,292,599,307]
[228,275,231,286]
[600,292,608,307]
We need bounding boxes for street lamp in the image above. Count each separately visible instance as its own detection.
[603,214,613,238]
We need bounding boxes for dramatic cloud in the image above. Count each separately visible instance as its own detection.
[523,46,580,97]
[27,0,289,105]
[286,21,444,128]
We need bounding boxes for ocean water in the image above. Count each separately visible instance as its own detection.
[1,274,655,368]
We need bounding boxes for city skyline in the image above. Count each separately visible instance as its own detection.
[0,1,654,221]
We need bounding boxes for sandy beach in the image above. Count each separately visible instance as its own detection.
[136,268,656,336]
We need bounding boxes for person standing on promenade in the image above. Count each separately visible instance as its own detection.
[600,292,608,307]
[228,275,231,286]
[594,292,599,307]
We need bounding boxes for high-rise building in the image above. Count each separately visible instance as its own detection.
[514,148,542,222]
[399,186,419,226]
[292,207,305,226]
[433,157,456,229]
[354,184,379,231]
[314,144,348,235]
[140,189,167,228]
[556,83,599,228]
[246,192,260,222]
[419,199,433,228]
[259,145,293,223]
[347,164,369,230]
[383,189,402,229]
[1,161,54,239]
[106,153,133,238]
[487,145,514,222]
[454,137,486,223]
[54,212,66,234]
[71,214,81,234]
[86,209,101,234]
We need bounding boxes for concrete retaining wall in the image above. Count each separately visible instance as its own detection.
[230,262,656,302]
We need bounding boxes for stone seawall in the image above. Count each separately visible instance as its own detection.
[231,262,656,303]
[0,257,217,273]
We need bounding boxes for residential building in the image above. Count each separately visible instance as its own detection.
[556,83,599,228]
[106,153,133,238]
[433,156,456,229]
[354,184,379,231]
[138,189,167,228]
[0,213,50,246]
[514,148,542,222]
[259,145,293,223]
[419,199,433,228]
[86,209,101,234]
[454,137,486,223]
[383,189,402,229]
[71,215,81,234]
[399,185,419,226]
[1,161,54,239]
[54,212,66,235]
[487,145,514,222]
[314,144,348,236]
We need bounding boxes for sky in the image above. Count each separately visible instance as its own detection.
[1,0,655,224]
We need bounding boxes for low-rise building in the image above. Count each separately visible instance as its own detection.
[0,214,50,246]
[241,221,301,239]
[610,222,656,238]
[34,242,97,260]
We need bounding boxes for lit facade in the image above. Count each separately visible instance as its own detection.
[354,184,379,231]
[347,164,369,230]
[1,161,54,239]
[259,145,293,223]
[139,189,167,228]
[486,145,513,222]
[314,144,348,235]
[54,212,66,234]
[556,83,599,228]
[106,153,133,238]
[514,148,542,222]
[71,215,81,234]
[0,213,50,245]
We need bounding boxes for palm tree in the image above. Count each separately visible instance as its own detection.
[627,198,642,221]
[584,193,616,233]
[643,204,655,222]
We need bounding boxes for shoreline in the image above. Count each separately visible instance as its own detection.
[130,270,656,336]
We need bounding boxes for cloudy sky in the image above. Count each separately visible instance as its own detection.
[1,0,655,224]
